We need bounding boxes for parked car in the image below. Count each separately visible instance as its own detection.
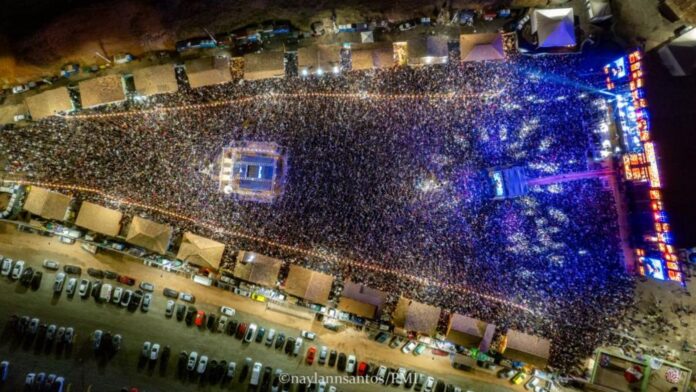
[128,290,143,311]
[245,323,257,342]
[255,327,265,343]
[275,333,285,349]
[0,360,8,382]
[293,337,303,356]
[402,340,417,354]
[206,313,217,331]
[395,367,407,386]
[63,265,82,275]
[163,287,179,298]
[176,304,186,321]
[337,353,347,371]
[112,334,122,352]
[28,317,39,335]
[318,346,328,365]
[375,331,390,343]
[185,307,196,325]
[389,335,404,349]
[414,342,427,356]
[112,287,123,303]
[236,322,248,339]
[19,267,34,286]
[217,315,228,332]
[30,271,43,290]
[139,281,154,292]
[104,270,119,280]
[226,361,237,379]
[78,279,91,298]
[99,283,113,302]
[0,258,12,276]
[94,330,104,351]
[150,343,160,361]
[346,355,356,374]
[265,328,276,346]
[141,293,152,312]
[300,330,316,340]
[220,306,235,317]
[53,272,66,293]
[10,260,24,280]
[64,327,74,345]
[120,289,133,307]
[197,355,208,374]
[195,310,206,327]
[284,337,295,355]
[424,376,436,392]
[87,268,104,278]
[179,292,195,303]
[42,259,60,270]
[328,350,337,367]
[357,361,368,376]
[165,300,175,317]
[141,341,151,358]
[118,275,135,286]
[306,346,317,365]
[187,351,198,371]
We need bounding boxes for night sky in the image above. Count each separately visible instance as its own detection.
[645,51,696,248]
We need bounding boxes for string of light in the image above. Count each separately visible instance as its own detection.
[64,91,492,121]
[10,179,536,314]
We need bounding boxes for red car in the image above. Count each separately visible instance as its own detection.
[306,347,316,365]
[357,361,368,376]
[118,275,136,286]
[236,323,247,339]
[194,310,205,327]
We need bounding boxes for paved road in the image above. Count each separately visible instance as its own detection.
[0,223,517,392]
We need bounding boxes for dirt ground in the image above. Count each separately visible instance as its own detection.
[0,0,547,86]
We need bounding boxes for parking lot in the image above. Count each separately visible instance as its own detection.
[0,223,517,391]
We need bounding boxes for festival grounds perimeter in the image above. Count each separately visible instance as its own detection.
[0,54,634,370]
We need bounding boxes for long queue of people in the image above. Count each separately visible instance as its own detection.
[0,55,635,372]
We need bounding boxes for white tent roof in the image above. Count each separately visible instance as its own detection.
[658,29,696,76]
[361,31,374,43]
[586,0,612,22]
[531,8,576,48]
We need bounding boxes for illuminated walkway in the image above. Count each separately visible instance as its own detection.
[8,178,535,315]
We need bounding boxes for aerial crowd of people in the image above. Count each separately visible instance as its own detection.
[1,54,635,371]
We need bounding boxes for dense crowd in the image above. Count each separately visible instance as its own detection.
[1,55,635,371]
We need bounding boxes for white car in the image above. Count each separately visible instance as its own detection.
[25,372,35,386]
[424,376,435,392]
[250,362,262,386]
[0,258,12,276]
[396,367,407,386]
[150,343,160,361]
[46,324,57,340]
[78,279,90,297]
[64,327,74,344]
[376,366,387,383]
[293,337,303,356]
[112,334,122,351]
[244,323,257,343]
[217,315,228,332]
[139,281,154,292]
[93,330,103,350]
[42,259,60,270]
[179,292,195,303]
[66,278,77,296]
[300,330,316,340]
[220,306,236,317]
[141,293,152,312]
[165,300,175,317]
[141,341,151,358]
[346,355,356,374]
[0,360,8,382]
[12,85,28,94]
[226,361,236,378]
[187,352,198,371]
[28,318,39,334]
[10,260,24,280]
[112,287,123,303]
[402,340,417,354]
[54,376,65,392]
[196,355,208,374]
[99,283,112,302]
[265,328,276,346]
[53,272,66,293]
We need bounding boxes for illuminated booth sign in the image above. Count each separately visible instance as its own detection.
[603,50,682,284]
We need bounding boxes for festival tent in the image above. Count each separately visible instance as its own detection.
[79,74,126,109]
[350,44,395,70]
[360,31,374,43]
[23,187,72,221]
[243,51,286,80]
[585,0,613,23]
[283,265,334,305]
[407,36,449,66]
[502,329,551,365]
[298,45,341,75]
[658,28,696,76]
[75,201,123,237]
[392,296,441,336]
[341,280,388,313]
[233,251,282,287]
[531,8,576,48]
[125,216,172,255]
[459,33,505,62]
[185,55,233,88]
[337,298,376,319]
[176,232,225,270]
[132,64,178,97]
[446,313,490,347]
[25,87,74,120]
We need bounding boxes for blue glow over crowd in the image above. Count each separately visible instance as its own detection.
[0,55,635,370]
